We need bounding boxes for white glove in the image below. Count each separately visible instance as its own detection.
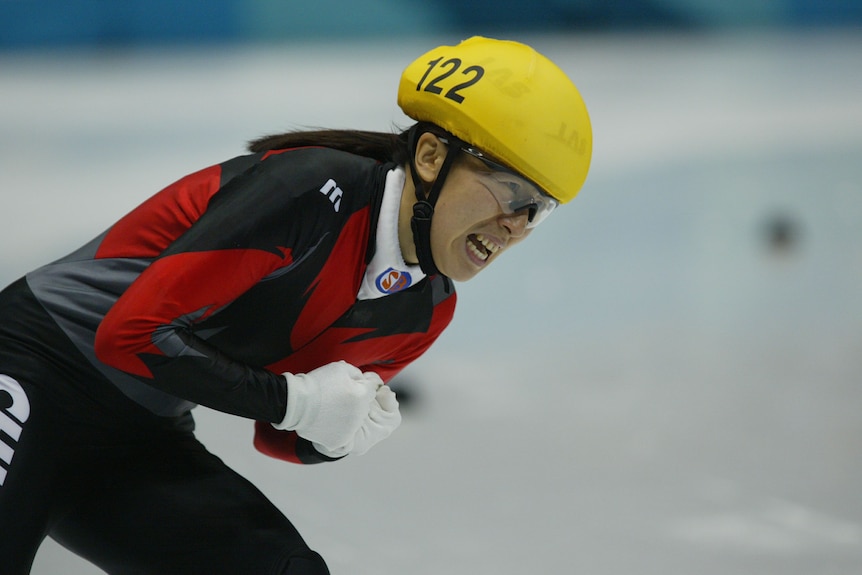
[273,361,399,458]
[350,384,401,456]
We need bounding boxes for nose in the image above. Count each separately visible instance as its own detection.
[499,211,530,237]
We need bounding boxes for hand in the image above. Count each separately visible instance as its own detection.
[274,361,379,456]
[350,384,401,456]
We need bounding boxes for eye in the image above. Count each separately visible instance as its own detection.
[491,175,524,199]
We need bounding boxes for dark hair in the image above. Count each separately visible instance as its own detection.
[247,127,412,165]
[246,122,455,167]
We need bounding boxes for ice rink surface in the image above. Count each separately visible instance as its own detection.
[2,30,861,574]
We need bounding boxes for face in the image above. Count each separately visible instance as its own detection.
[429,154,533,282]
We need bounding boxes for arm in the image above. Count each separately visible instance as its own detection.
[253,275,458,463]
[95,152,336,423]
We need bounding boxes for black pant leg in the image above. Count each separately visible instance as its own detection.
[48,431,329,575]
[0,374,64,575]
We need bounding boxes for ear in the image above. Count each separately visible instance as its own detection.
[413,132,447,185]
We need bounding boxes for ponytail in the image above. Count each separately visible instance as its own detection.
[247,128,412,165]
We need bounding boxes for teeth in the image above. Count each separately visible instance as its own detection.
[467,234,501,263]
[476,234,500,254]
[468,239,489,261]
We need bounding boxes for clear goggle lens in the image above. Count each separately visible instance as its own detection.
[454,143,559,229]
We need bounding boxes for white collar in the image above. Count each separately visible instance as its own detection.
[357,167,425,300]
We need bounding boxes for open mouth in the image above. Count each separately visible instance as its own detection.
[467,233,500,263]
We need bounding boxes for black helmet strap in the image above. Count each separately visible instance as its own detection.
[407,125,461,277]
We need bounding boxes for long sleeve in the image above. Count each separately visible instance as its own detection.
[94,149,356,422]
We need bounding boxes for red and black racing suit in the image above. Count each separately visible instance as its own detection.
[0,147,456,574]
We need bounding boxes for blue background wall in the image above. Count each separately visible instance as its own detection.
[1,0,861,49]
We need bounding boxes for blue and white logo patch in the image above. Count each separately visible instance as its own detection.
[375,267,413,294]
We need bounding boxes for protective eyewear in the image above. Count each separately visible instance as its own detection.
[441,137,559,228]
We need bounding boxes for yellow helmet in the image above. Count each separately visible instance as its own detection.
[398,36,592,204]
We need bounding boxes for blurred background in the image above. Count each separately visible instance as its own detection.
[1,1,861,574]
[2,0,862,47]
